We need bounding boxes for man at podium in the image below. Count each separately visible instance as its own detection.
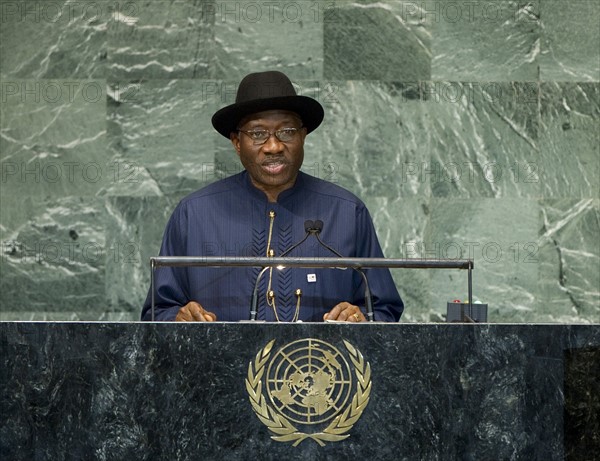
[141,71,403,323]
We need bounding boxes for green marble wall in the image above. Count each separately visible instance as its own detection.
[1,0,598,322]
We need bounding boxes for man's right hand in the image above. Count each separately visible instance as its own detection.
[175,301,217,322]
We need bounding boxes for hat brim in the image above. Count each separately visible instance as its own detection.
[211,95,324,138]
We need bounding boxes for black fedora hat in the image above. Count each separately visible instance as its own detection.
[211,71,324,138]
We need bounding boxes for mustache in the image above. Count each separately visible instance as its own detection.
[260,157,289,166]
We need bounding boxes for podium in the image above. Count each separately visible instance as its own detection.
[1,322,598,460]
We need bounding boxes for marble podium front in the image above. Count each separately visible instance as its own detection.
[1,323,598,460]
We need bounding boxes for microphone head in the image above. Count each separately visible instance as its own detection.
[314,220,324,232]
[304,220,315,232]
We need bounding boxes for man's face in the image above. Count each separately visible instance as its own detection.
[230,110,307,201]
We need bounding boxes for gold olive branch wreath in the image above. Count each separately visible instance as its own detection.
[246,339,372,447]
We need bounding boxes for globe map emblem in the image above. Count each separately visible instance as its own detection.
[266,338,353,425]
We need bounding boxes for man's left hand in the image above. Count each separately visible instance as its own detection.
[324,302,365,322]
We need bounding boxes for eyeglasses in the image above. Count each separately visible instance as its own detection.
[237,127,303,145]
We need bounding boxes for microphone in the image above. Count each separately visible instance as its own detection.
[279,221,315,257]
[250,266,270,321]
[309,220,375,322]
[249,220,315,320]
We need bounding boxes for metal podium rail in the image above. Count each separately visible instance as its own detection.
[150,257,474,321]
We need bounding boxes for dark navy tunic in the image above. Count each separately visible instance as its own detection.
[142,171,404,321]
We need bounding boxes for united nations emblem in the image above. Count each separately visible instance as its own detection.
[246,338,372,446]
